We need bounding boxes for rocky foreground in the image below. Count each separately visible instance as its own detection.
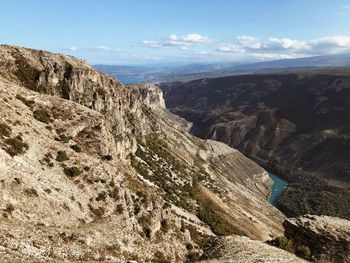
[0,45,349,262]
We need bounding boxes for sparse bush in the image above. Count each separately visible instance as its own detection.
[102,154,113,161]
[185,243,194,250]
[116,204,124,214]
[161,219,170,233]
[96,192,107,202]
[162,202,171,209]
[5,136,29,156]
[24,188,38,197]
[88,204,105,218]
[33,108,51,124]
[0,123,11,138]
[296,245,311,259]
[4,203,15,214]
[64,167,82,177]
[186,251,200,262]
[70,144,81,152]
[56,151,69,162]
[267,236,295,254]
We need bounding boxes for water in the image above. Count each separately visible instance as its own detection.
[268,172,288,206]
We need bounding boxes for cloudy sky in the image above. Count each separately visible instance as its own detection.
[1,0,350,64]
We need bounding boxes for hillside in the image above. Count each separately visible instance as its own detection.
[0,45,292,262]
[161,72,350,219]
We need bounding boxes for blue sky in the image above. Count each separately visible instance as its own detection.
[1,0,350,64]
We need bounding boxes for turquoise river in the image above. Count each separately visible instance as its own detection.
[268,172,288,206]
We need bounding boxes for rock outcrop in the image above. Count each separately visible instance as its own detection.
[284,215,350,262]
[0,45,285,262]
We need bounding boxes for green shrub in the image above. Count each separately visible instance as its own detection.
[296,245,311,259]
[70,144,81,152]
[64,167,82,177]
[267,236,295,253]
[96,192,107,202]
[56,151,69,162]
[0,123,11,138]
[5,136,29,156]
[116,204,124,214]
[4,203,15,214]
[33,108,51,124]
[88,204,105,218]
[161,219,170,232]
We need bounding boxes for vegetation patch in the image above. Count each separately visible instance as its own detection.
[277,173,350,220]
[193,184,245,236]
[0,123,12,138]
[33,108,52,124]
[64,166,82,177]
[56,151,69,162]
[4,136,29,156]
[101,154,113,161]
[268,236,311,260]
[70,144,81,152]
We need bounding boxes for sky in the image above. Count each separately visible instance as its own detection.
[1,0,350,64]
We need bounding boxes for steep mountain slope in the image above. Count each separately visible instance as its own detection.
[161,72,350,219]
[0,45,286,262]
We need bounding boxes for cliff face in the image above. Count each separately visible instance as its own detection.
[0,45,285,262]
[160,74,350,184]
[160,73,350,220]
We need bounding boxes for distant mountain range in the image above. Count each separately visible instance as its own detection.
[94,53,350,84]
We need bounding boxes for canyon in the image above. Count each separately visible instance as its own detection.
[0,45,349,262]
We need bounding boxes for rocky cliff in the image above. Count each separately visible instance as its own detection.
[0,45,287,262]
[160,73,350,219]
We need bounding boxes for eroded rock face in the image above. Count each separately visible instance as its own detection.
[0,45,285,262]
[284,215,350,262]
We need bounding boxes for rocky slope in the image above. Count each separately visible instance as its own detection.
[160,73,350,219]
[284,215,350,262]
[199,236,307,263]
[0,45,288,262]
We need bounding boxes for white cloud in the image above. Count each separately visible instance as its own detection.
[67,46,78,51]
[237,36,261,49]
[142,40,163,48]
[169,33,210,43]
[217,44,244,53]
[142,33,211,49]
[217,35,350,59]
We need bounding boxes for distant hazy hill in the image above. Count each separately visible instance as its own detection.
[225,53,350,71]
[95,53,350,84]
